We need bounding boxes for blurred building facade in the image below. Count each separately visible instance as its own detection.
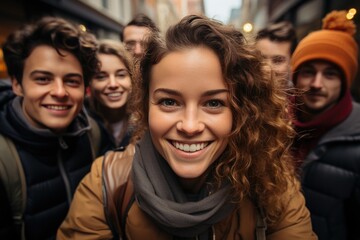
[238,0,359,40]
[2,0,358,87]
[0,0,204,79]
[233,0,360,100]
[0,0,129,78]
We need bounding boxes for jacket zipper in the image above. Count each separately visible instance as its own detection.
[58,136,72,205]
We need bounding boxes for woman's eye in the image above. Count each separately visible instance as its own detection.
[160,98,177,107]
[205,99,223,108]
[116,73,127,78]
[116,71,129,78]
[94,73,107,80]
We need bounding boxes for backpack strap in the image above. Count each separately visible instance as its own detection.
[0,134,26,239]
[102,145,135,240]
[88,116,101,159]
[255,205,267,240]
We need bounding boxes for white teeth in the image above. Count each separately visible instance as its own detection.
[47,105,69,110]
[173,142,208,152]
[107,92,121,97]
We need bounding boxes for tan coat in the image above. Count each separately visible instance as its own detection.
[58,149,317,240]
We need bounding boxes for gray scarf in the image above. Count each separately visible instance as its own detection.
[132,131,235,238]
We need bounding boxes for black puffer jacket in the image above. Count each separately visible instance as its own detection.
[301,102,360,240]
[0,97,97,240]
[87,110,132,155]
[83,98,132,155]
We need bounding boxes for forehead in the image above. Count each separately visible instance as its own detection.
[23,45,82,74]
[150,47,226,91]
[98,53,125,67]
[256,38,291,56]
[123,26,151,41]
[300,60,341,70]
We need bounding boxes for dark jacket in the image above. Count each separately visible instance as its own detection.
[0,97,99,240]
[0,178,14,240]
[301,102,360,240]
[0,79,15,110]
[87,110,132,156]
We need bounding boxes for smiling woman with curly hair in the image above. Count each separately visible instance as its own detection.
[58,15,317,240]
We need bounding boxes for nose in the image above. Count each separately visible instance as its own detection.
[50,79,68,98]
[176,107,205,136]
[310,72,324,89]
[108,74,119,88]
[264,58,272,67]
[133,42,143,56]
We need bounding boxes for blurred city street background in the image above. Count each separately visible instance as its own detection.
[1,0,359,98]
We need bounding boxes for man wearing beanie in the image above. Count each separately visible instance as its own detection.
[291,10,360,240]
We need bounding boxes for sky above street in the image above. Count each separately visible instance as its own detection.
[204,0,241,24]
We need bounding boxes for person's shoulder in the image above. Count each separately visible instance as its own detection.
[351,101,360,113]
[340,101,360,131]
[103,144,136,167]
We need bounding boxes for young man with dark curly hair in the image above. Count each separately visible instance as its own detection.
[0,16,102,240]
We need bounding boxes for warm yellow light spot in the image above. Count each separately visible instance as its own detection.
[0,48,7,73]
[79,24,87,32]
[243,22,253,33]
[346,8,357,20]
[346,13,354,20]
[349,8,357,15]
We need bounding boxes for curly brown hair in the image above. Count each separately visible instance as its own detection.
[130,15,298,222]
[2,16,99,86]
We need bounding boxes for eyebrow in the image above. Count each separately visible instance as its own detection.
[30,70,83,79]
[153,88,229,97]
[116,69,129,73]
[30,70,53,77]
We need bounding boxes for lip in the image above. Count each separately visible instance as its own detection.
[43,104,71,110]
[306,90,325,96]
[168,140,212,158]
[43,104,72,115]
[306,92,326,98]
[169,142,211,161]
[104,92,123,101]
[172,140,210,152]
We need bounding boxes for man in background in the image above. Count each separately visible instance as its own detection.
[121,13,160,60]
[291,10,360,240]
[256,21,297,84]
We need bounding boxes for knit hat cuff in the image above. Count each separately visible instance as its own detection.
[291,41,358,88]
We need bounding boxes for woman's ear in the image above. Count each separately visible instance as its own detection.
[11,77,24,96]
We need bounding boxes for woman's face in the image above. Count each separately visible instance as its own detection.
[90,53,131,109]
[148,47,233,179]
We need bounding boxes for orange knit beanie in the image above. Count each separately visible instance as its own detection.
[291,10,358,88]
